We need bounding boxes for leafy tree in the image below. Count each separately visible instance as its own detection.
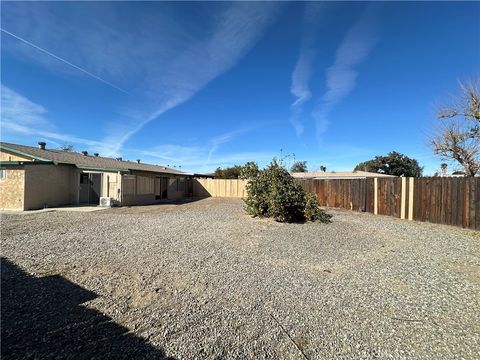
[240,161,259,179]
[243,159,331,223]
[213,165,243,179]
[319,165,327,172]
[290,161,307,172]
[430,80,480,176]
[354,151,423,177]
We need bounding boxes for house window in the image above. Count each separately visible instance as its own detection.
[176,178,185,192]
[0,169,6,180]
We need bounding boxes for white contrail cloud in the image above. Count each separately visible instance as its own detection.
[290,49,314,137]
[289,2,326,138]
[100,2,279,155]
[1,84,118,155]
[312,6,379,143]
[0,28,129,94]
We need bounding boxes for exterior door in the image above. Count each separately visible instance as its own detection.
[154,177,169,200]
[161,177,168,199]
[154,177,161,200]
[79,173,102,204]
[79,174,90,203]
[89,174,101,204]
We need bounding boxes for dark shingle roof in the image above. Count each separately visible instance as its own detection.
[0,142,189,175]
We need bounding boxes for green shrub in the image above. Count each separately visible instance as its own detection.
[243,159,331,223]
[304,192,332,223]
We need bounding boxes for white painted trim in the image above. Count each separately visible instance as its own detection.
[408,177,414,220]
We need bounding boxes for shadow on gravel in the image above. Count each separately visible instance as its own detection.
[1,257,175,360]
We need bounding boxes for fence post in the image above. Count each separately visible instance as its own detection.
[408,177,414,220]
[374,178,378,215]
[400,177,406,219]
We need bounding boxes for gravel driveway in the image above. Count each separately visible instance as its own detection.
[2,198,479,359]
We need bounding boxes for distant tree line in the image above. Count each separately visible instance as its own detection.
[212,165,244,179]
[214,159,331,178]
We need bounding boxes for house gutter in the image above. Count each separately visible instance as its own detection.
[0,160,55,165]
[76,166,130,173]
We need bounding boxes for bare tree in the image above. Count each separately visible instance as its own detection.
[431,80,480,177]
[58,144,75,152]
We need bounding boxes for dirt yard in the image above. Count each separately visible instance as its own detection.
[2,198,479,359]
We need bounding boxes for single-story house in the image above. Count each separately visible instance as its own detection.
[0,141,192,210]
[291,171,397,180]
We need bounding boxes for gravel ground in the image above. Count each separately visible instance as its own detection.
[1,198,479,359]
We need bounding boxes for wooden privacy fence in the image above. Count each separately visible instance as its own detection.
[193,177,479,230]
[295,177,479,230]
[193,178,247,198]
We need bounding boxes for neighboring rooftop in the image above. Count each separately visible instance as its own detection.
[291,171,397,179]
[0,141,188,175]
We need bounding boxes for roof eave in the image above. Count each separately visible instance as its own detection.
[0,144,52,162]
[76,165,130,173]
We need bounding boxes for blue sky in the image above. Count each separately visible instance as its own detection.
[1,1,479,174]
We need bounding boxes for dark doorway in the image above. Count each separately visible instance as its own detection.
[79,173,102,204]
[155,177,169,200]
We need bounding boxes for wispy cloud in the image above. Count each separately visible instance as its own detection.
[3,80,400,175]
[206,127,256,164]
[289,3,326,138]
[122,124,269,172]
[0,84,269,172]
[313,6,379,143]
[139,144,205,164]
[2,2,280,155]
[109,2,279,154]
[137,144,275,173]
[0,84,117,154]
[290,49,314,137]
[0,85,51,130]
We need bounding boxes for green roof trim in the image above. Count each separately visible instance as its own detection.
[76,165,130,173]
[0,160,55,166]
[0,144,52,162]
